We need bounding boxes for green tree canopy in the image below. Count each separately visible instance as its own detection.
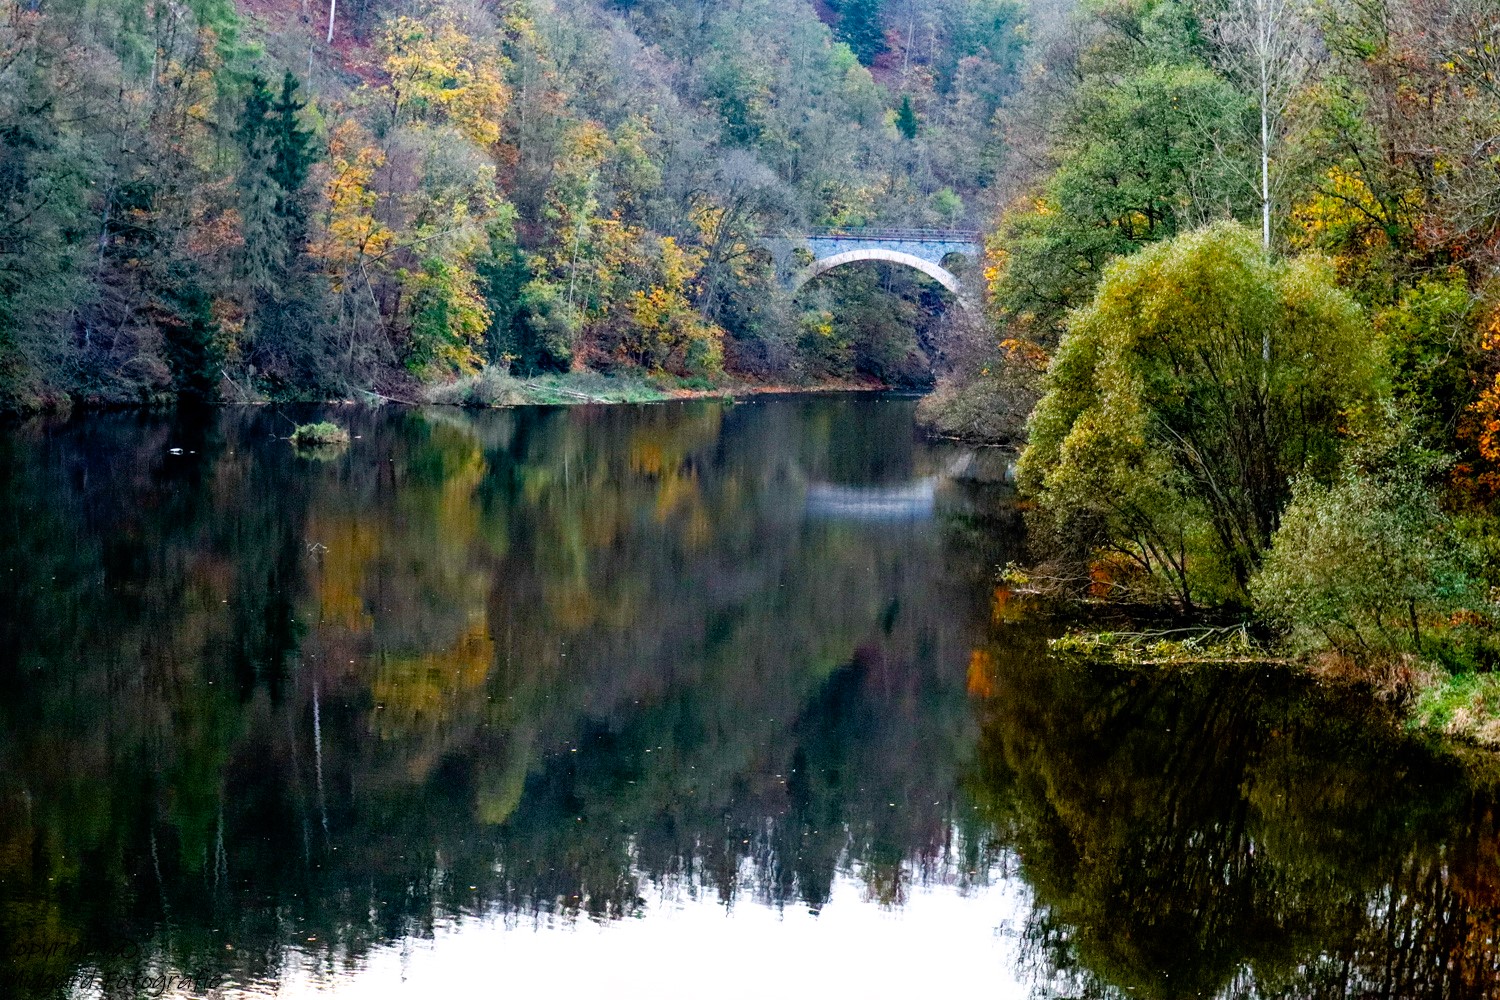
[1018,222,1380,606]
[992,63,1256,339]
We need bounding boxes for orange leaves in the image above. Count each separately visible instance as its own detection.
[1457,307,1500,499]
[998,337,1051,375]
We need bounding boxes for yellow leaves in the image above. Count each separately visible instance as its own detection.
[801,308,835,340]
[999,337,1051,374]
[626,239,705,335]
[690,202,727,244]
[629,285,678,332]
[621,238,723,376]
[656,236,702,291]
[1289,166,1387,248]
[562,119,615,171]
[310,121,393,289]
[380,13,509,147]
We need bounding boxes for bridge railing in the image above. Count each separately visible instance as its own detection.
[795,227,982,242]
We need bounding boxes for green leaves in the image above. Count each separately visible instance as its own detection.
[1019,222,1379,606]
[1253,442,1485,659]
[992,62,1257,336]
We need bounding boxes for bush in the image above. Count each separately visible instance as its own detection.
[426,366,530,406]
[1252,441,1485,661]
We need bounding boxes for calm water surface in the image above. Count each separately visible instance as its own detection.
[2,395,1500,999]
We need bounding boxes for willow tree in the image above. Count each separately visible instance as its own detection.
[1017,222,1380,606]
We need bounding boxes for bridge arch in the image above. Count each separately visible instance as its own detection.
[790,248,972,308]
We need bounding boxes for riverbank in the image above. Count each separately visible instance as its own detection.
[419,367,900,407]
[7,368,905,416]
[1041,619,1500,751]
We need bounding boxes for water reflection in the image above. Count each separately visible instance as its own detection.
[971,644,1500,999]
[0,396,1498,999]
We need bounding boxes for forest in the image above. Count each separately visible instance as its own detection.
[0,0,1018,405]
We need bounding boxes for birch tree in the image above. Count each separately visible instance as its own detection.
[1212,0,1316,251]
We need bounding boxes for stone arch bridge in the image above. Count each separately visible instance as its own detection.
[769,228,983,308]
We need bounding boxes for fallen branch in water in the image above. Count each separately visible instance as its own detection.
[1049,624,1288,666]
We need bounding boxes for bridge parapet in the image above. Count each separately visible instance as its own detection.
[778,228,981,265]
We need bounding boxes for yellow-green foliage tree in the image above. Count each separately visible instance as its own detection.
[1018,223,1380,607]
[379,13,508,148]
[305,8,517,383]
[616,234,724,378]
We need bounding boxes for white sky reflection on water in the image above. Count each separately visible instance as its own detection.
[219,873,1034,1000]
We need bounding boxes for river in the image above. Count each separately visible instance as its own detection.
[1,395,1498,999]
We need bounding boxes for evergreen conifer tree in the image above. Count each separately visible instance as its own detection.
[896,94,918,140]
[839,0,886,64]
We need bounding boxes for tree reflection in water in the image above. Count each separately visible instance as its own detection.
[968,636,1500,998]
[0,397,1498,999]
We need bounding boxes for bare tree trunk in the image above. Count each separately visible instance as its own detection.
[1216,0,1313,359]
[1260,66,1271,251]
[1218,0,1315,265]
[326,0,336,45]
[1260,21,1271,363]
[902,0,916,83]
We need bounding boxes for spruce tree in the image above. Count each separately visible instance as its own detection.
[236,77,287,293]
[270,71,316,231]
[896,94,918,140]
[839,0,886,65]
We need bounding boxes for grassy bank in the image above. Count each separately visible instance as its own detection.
[421,367,890,407]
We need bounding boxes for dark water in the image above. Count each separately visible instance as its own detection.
[1,395,1499,999]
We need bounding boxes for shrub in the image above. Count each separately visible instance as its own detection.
[289,421,350,446]
[1252,441,1485,661]
[426,366,529,406]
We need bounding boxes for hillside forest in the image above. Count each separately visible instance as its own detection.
[0,0,1020,405]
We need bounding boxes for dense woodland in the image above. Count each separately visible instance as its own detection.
[0,0,1019,404]
[11,0,1500,726]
